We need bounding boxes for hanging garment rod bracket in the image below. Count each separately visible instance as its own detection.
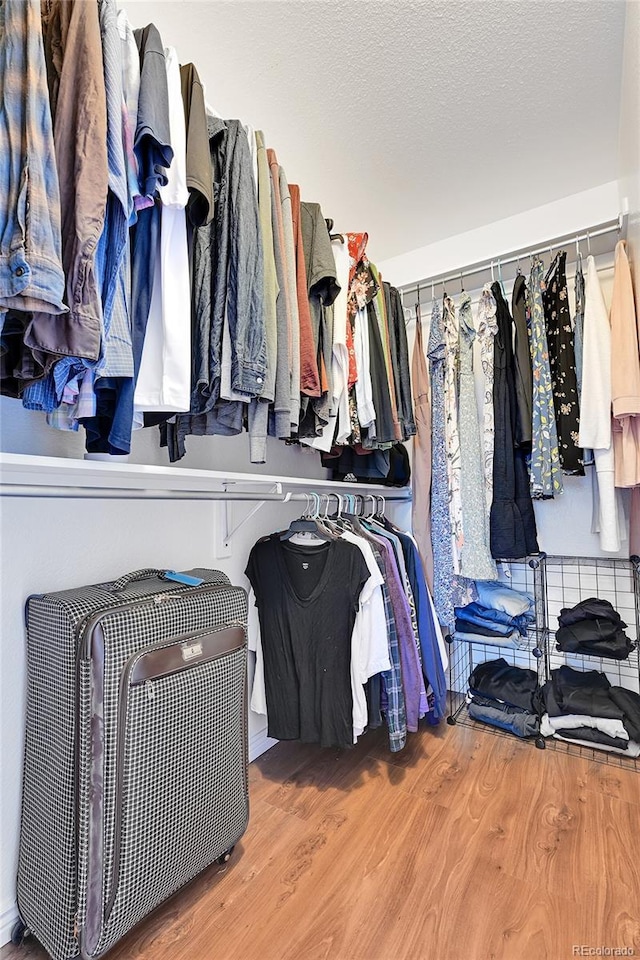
[400,213,626,301]
[222,484,290,548]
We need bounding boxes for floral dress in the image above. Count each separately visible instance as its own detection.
[542,251,584,475]
[527,257,563,498]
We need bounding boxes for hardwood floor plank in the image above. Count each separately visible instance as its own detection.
[2,725,638,960]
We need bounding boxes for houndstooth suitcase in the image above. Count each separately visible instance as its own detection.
[15,567,249,960]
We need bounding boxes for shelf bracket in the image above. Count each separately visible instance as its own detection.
[222,483,289,548]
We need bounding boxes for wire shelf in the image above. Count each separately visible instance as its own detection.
[447,554,640,772]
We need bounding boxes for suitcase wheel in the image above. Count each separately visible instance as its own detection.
[215,845,235,865]
[11,917,29,947]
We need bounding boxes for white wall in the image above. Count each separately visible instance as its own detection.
[378,181,620,290]
[618,0,640,292]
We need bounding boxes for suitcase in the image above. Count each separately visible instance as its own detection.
[15,567,249,960]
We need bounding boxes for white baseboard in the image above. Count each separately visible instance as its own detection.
[1,902,18,949]
[248,729,278,763]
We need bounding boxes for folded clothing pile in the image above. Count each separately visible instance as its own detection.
[454,580,535,649]
[540,664,640,756]
[467,657,540,738]
[555,598,636,661]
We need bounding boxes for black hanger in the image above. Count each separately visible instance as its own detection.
[325,218,344,243]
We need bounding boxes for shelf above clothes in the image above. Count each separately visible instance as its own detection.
[0,453,412,503]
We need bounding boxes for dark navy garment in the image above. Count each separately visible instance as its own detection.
[390,524,447,721]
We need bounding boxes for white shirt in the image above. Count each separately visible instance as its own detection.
[342,531,391,740]
[354,306,376,429]
[579,256,625,552]
[134,47,191,415]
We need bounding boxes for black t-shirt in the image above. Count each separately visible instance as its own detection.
[245,537,369,749]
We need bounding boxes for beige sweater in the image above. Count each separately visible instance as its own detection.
[610,240,640,487]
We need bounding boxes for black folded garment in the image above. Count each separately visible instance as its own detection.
[542,665,624,721]
[609,687,640,741]
[469,658,539,713]
[553,726,629,751]
[556,619,635,660]
[454,619,514,639]
[558,597,627,629]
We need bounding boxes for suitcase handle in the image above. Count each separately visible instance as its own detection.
[109,569,168,591]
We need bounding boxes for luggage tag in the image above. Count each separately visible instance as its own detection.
[163,571,205,586]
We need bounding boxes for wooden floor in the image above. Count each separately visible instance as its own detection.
[3,722,639,960]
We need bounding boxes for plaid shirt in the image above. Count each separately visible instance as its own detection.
[0,0,67,317]
[370,545,407,752]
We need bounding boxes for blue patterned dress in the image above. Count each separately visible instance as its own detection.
[457,294,497,581]
[428,299,455,630]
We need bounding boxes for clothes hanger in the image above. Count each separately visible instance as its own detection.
[279,492,333,541]
[325,218,345,244]
[497,259,506,298]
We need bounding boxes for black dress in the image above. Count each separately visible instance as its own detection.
[542,251,584,475]
[489,282,539,560]
[511,273,533,448]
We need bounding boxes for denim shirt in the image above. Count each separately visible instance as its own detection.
[0,0,67,318]
[186,117,266,414]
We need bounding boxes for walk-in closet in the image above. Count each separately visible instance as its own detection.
[1,1,639,958]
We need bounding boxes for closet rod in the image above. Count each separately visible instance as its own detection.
[399,213,624,299]
[0,485,411,502]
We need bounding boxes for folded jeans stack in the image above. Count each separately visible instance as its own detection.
[555,597,635,661]
[467,657,541,738]
[454,580,535,649]
[540,664,640,756]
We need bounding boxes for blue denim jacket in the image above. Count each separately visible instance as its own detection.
[0,0,67,317]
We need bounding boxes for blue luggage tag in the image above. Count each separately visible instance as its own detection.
[163,571,205,586]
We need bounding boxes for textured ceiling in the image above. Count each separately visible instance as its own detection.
[125,0,627,262]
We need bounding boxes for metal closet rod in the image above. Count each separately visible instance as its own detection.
[0,485,411,502]
[400,214,624,299]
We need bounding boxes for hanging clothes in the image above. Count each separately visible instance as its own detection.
[573,253,585,402]
[442,294,463,573]
[579,255,625,552]
[527,257,563,498]
[457,293,497,581]
[610,240,640,488]
[411,302,434,590]
[427,298,456,630]
[542,251,584,475]
[476,284,498,515]
[386,284,416,440]
[511,272,532,449]
[246,536,369,749]
[489,281,539,560]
